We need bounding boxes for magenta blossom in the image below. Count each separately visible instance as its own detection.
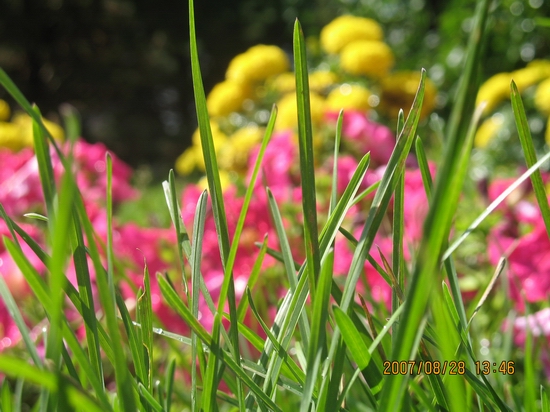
[0,147,44,216]
[326,110,396,165]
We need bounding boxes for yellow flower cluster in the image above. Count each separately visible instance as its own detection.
[177,14,439,175]
[379,71,437,121]
[0,100,65,151]
[475,60,550,147]
[175,122,264,179]
[536,77,550,145]
[226,45,290,84]
[326,84,371,112]
[320,15,383,54]
[320,15,394,79]
[206,45,289,119]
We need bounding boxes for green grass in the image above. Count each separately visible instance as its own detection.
[0,0,549,410]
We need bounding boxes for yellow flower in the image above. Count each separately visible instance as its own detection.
[268,71,338,96]
[474,113,504,148]
[11,112,65,147]
[197,170,232,192]
[174,122,229,174]
[309,71,339,94]
[476,73,511,114]
[275,92,326,130]
[320,15,383,55]
[207,80,252,117]
[511,60,550,92]
[175,145,200,175]
[0,100,10,121]
[0,112,65,151]
[219,125,264,173]
[379,71,437,120]
[269,72,296,94]
[340,40,394,78]
[535,77,550,116]
[326,84,371,112]
[226,45,290,85]
[0,121,23,150]
[476,61,550,115]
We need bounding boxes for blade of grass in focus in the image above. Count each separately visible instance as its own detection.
[294,18,321,300]
[188,0,243,404]
[391,109,406,355]
[190,189,207,412]
[511,80,550,237]
[299,250,334,411]
[100,154,138,410]
[330,110,344,215]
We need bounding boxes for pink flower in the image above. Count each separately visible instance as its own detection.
[402,163,436,246]
[248,131,298,200]
[326,111,396,165]
[489,218,550,306]
[0,148,44,216]
[52,139,137,205]
[511,308,550,346]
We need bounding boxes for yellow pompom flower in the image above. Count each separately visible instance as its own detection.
[226,45,290,85]
[535,77,550,116]
[320,15,383,55]
[0,99,10,121]
[174,122,228,175]
[197,170,232,192]
[175,145,200,175]
[0,121,23,150]
[340,40,394,78]
[511,60,550,92]
[309,71,339,94]
[379,71,437,120]
[0,113,65,151]
[268,72,296,94]
[476,73,511,115]
[219,125,264,173]
[11,112,65,147]
[275,92,326,130]
[207,80,252,117]
[474,114,504,148]
[326,84,371,112]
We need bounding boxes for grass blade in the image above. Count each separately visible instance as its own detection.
[510,80,550,238]
[294,19,321,298]
[300,250,333,411]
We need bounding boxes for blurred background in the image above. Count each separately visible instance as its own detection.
[1,0,548,178]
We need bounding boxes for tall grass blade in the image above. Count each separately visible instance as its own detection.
[330,110,344,215]
[300,250,334,411]
[202,314,222,411]
[190,189,208,412]
[138,266,154,392]
[98,153,137,410]
[510,80,550,238]
[31,106,56,219]
[294,19,321,297]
